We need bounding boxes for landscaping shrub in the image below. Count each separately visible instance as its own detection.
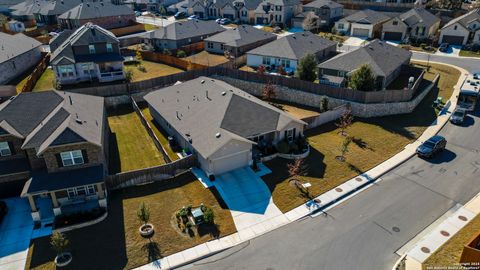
[176,50,186,58]
[137,65,147,73]
[276,140,290,154]
[125,69,134,83]
[162,48,172,55]
[54,207,105,228]
[420,43,427,49]
[203,207,215,224]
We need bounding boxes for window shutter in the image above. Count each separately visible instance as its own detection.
[8,142,15,155]
[293,128,296,140]
[82,149,89,164]
[284,130,287,140]
[55,153,63,167]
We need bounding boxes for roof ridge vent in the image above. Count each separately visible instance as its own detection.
[215,132,221,138]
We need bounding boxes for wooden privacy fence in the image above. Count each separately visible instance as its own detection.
[105,155,197,190]
[302,105,347,130]
[130,97,172,163]
[21,53,50,93]
[65,65,426,104]
[122,49,208,70]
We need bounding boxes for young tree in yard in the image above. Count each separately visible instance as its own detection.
[50,231,69,258]
[336,108,353,136]
[136,48,143,62]
[319,96,329,113]
[302,12,318,31]
[349,64,376,91]
[137,202,151,225]
[339,136,353,161]
[125,69,134,83]
[257,65,266,75]
[287,159,310,198]
[262,81,276,101]
[296,54,317,82]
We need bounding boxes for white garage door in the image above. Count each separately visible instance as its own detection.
[352,28,369,37]
[211,151,250,175]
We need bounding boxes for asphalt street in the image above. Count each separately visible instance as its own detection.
[178,56,480,270]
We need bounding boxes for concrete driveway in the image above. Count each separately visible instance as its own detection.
[344,36,368,46]
[0,198,34,270]
[435,45,461,57]
[213,167,284,231]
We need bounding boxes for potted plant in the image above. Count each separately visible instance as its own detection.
[137,202,154,237]
[51,231,72,267]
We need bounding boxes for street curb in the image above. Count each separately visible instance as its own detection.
[412,50,480,60]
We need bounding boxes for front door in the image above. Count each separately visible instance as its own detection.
[35,195,54,222]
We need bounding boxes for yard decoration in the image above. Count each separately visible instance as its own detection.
[137,202,154,237]
[51,231,72,267]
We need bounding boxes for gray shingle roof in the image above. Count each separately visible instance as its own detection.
[0,32,41,64]
[204,24,276,47]
[58,1,134,20]
[339,9,390,24]
[443,8,480,29]
[398,8,439,29]
[10,0,83,17]
[143,19,225,41]
[318,39,412,77]
[0,91,105,155]
[304,0,342,9]
[246,31,336,60]
[50,23,119,65]
[144,77,304,159]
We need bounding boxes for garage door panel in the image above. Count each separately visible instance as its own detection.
[441,35,464,45]
[352,28,369,37]
[384,31,403,41]
[212,151,249,175]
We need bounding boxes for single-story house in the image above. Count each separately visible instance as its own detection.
[318,39,412,90]
[142,19,225,51]
[58,1,136,30]
[50,23,125,85]
[0,91,109,222]
[5,19,26,32]
[292,0,343,30]
[246,31,337,72]
[335,9,390,38]
[439,8,480,46]
[204,24,277,56]
[0,32,42,85]
[144,77,306,177]
[9,0,83,25]
[381,8,440,41]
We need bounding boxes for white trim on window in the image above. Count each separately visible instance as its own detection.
[67,185,96,198]
[0,142,11,156]
[60,150,84,167]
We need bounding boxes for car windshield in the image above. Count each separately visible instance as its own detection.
[423,141,436,148]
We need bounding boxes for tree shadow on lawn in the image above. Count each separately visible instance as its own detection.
[197,223,220,239]
[108,131,122,174]
[28,193,128,270]
[142,241,161,263]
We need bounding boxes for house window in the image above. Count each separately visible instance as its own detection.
[60,150,84,167]
[338,23,344,29]
[454,25,457,30]
[221,44,224,51]
[281,59,290,68]
[262,56,271,65]
[0,142,11,156]
[58,65,74,77]
[208,42,213,49]
[89,44,96,54]
[241,10,247,16]
[106,43,113,53]
[251,135,264,142]
[67,185,96,198]
[275,5,282,11]
[393,20,398,26]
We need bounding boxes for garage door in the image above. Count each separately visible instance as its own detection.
[211,151,250,175]
[383,31,403,41]
[441,35,464,45]
[352,28,369,37]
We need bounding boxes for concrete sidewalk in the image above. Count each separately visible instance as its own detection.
[136,62,468,270]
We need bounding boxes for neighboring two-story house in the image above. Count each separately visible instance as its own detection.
[58,1,135,30]
[0,91,109,222]
[292,0,343,31]
[334,9,390,38]
[142,19,225,51]
[0,32,42,85]
[234,0,262,24]
[318,39,412,90]
[246,31,337,72]
[50,23,125,85]
[144,77,306,177]
[381,8,440,41]
[9,0,83,25]
[439,9,480,46]
[254,0,302,27]
[204,24,277,56]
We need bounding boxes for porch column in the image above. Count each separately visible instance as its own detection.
[27,195,37,212]
[97,183,107,208]
[51,191,62,216]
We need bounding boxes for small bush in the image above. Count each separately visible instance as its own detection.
[276,140,290,154]
[137,65,147,72]
[176,50,186,58]
[203,207,214,224]
[289,142,299,153]
[420,43,427,49]
[162,48,172,55]
[125,69,134,83]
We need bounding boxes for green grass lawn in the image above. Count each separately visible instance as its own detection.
[32,69,55,91]
[126,61,183,82]
[263,62,460,213]
[143,24,158,31]
[108,107,165,173]
[459,50,480,58]
[25,173,236,270]
[423,213,480,270]
[140,106,180,161]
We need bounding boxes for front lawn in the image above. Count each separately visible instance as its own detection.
[143,24,158,31]
[108,107,165,173]
[318,32,348,43]
[126,60,183,82]
[25,172,236,270]
[263,62,460,213]
[140,106,180,161]
[423,213,480,269]
[459,49,480,58]
[185,51,229,66]
[272,101,319,120]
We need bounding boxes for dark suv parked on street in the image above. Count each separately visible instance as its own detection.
[416,135,447,158]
